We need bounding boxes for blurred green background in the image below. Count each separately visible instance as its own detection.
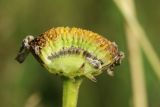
[0,0,160,107]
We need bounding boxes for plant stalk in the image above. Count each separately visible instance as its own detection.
[113,0,160,79]
[113,0,149,107]
[62,77,82,107]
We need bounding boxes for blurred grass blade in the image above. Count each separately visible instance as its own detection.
[113,0,160,80]
[113,0,152,107]
[126,25,148,107]
[24,93,41,107]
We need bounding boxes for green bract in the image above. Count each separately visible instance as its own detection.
[16,27,124,81]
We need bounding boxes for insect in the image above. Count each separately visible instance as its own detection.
[16,27,124,81]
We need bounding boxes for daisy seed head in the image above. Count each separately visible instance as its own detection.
[16,27,124,81]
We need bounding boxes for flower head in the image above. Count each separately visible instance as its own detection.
[16,27,124,81]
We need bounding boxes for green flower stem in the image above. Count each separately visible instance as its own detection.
[62,77,83,107]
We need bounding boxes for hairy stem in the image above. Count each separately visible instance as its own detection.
[62,77,82,107]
